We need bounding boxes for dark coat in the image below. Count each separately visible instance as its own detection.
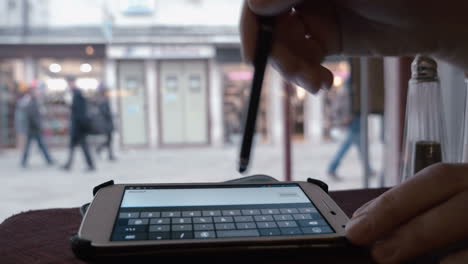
[97,98,114,132]
[70,89,89,140]
[25,97,42,135]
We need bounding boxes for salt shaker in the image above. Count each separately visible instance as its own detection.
[401,55,447,180]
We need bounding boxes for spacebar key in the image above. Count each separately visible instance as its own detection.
[217,230,260,238]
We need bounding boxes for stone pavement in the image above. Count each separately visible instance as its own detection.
[0,140,384,222]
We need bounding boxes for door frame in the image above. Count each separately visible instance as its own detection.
[116,59,150,149]
[156,59,211,148]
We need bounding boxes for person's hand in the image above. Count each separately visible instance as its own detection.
[240,0,468,94]
[346,163,468,263]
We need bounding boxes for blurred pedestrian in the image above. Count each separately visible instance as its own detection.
[20,87,54,168]
[327,113,374,181]
[15,90,29,149]
[62,76,95,171]
[95,83,116,161]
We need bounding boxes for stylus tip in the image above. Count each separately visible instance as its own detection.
[238,159,249,174]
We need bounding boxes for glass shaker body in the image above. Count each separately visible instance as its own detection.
[401,56,447,180]
[461,78,468,162]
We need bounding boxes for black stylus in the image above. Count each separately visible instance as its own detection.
[238,16,275,173]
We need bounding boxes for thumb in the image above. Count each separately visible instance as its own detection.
[247,0,303,16]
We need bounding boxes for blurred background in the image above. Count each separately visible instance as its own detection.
[0,0,465,222]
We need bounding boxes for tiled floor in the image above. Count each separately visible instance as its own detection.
[0,140,384,222]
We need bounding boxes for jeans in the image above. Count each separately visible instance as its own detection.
[327,117,373,174]
[64,135,95,169]
[21,133,53,167]
[96,132,115,160]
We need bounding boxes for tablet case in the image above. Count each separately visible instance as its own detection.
[71,176,330,261]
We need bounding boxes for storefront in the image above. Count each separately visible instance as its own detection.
[0,44,106,148]
[36,57,105,146]
[108,44,214,148]
[216,47,270,145]
[0,59,25,148]
[289,59,352,142]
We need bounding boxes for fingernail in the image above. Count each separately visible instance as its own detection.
[294,76,317,94]
[345,211,374,245]
[296,73,320,94]
[346,212,367,233]
[321,81,332,91]
[372,240,399,263]
[352,199,374,218]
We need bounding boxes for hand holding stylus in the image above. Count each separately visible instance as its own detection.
[240,0,468,263]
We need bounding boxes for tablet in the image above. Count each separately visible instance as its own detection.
[73,180,349,259]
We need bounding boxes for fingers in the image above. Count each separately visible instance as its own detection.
[240,1,339,92]
[346,163,468,246]
[441,249,468,264]
[370,190,468,263]
[240,2,259,63]
[247,0,302,16]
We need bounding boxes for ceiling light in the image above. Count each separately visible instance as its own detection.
[49,63,62,73]
[80,63,93,73]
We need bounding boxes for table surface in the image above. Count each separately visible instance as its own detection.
[0,188,392,264]
[0,187,447,264]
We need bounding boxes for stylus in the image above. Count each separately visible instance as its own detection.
[238,16,275,173]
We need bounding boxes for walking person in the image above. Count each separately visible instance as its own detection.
[15,90,29,150]
[62,76,95,171]
[326,82,374,181]
[95,83,116,161]
[20,87,54,168]
[327,113,374,181]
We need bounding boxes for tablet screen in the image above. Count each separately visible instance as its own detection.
[112,184,334,241]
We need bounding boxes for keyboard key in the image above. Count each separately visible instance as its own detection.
[259,228,281,236]
[274,215,293,221]
[261,209,280,215]
[202,210,221,217]
[241,209,261,215]
[172,225,193,231]
[215,223,236,230]
[297,220,327,227]
[293,214,313,220]
[182,211,201,217]
[302,226,333,234]
[117,233,147,240]
[280,227,303,235]
[254,215,274,222]
[194,224,215,231]
[173,218,192,224]
[148,232,170,240]
[172,232,194,239]
[195,231,216,239]
[149,225,170,232]
[115,225,147,233]
[280,208,299,214]
[150,218,170,225]
[277,221,298,228]
[119,212,139,219]
[141,212,160,218]
[162,212,181,218]
[234,216,254,222]
[128,219,149,225]
[193,217,213,224]
[299,207,317,214]
[214,217,233,223]
[217,230,260,238]
[222,210,241,216]
[236,222,256,229]
[256,222,277,229]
